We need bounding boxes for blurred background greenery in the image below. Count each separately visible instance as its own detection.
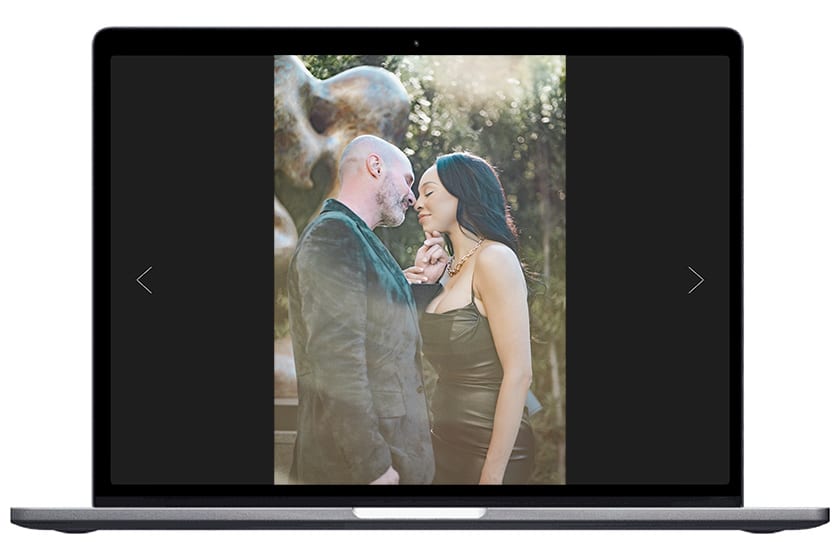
[282,54,566,483]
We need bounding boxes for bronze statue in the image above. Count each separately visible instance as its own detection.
[273,56,411,399]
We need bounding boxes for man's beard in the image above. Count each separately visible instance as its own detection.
[376,181,407,227]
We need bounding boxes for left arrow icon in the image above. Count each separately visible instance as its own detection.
[136,266,153,294]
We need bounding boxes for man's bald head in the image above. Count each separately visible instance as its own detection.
[338,135,409,185]
[334,135,416,229]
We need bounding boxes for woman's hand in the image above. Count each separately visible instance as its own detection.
[404,230,448,284]
[479,466,504,485]
[403,265,429,284]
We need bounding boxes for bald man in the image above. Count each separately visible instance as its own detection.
[287,135,442,484]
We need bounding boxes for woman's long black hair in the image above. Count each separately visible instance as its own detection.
[434,152,519,257]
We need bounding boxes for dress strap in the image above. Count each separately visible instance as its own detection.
[470,258,477,306]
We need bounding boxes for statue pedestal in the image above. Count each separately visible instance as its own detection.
[274,396,298,484]
[274,336,298,484]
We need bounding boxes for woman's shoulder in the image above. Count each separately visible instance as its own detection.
[475,241,520,271]
[474,241,524,291]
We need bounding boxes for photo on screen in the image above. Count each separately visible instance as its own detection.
[273,54,566,485]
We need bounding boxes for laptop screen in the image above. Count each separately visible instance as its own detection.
[97,28,741,506]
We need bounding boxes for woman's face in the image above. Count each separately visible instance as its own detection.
[413,164,459,234]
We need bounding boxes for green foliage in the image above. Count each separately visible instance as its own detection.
[299,55,401,79]
[292,55,566,483]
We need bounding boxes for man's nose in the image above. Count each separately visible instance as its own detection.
[406,190,416,207]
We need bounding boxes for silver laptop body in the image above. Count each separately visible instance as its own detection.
[11,27,829,533]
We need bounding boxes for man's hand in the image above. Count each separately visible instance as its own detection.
[404,231,448,284]
[370,465,400,485]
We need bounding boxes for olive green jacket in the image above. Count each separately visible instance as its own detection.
[287,199,434,484]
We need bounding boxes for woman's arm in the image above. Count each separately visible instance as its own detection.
[403,230,449,285]
[474,244,533,484]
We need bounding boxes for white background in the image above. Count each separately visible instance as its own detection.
[1,0,837,557]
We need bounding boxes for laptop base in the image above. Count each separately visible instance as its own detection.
[11,507,828,532]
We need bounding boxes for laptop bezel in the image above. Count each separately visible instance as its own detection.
[92,27,743,507]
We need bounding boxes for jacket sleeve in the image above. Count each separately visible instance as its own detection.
[293,218,392,483]
[410,282,443,316]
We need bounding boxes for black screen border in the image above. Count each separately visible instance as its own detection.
[93,27,743,507]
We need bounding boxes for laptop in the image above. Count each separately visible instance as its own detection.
[10,27,828,532]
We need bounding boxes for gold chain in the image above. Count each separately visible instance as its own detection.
[447,238,485,277]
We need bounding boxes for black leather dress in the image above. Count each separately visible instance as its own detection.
[420,290,535,484]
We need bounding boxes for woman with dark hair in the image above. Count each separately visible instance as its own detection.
[405,152,535,484]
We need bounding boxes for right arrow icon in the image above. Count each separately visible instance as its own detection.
[688,266,704,294]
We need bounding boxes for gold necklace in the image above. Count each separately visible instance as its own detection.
[447,237,485,277]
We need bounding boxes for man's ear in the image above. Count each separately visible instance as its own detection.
[366,153,383,178]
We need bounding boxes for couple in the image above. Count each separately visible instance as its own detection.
[287,134,535,485]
